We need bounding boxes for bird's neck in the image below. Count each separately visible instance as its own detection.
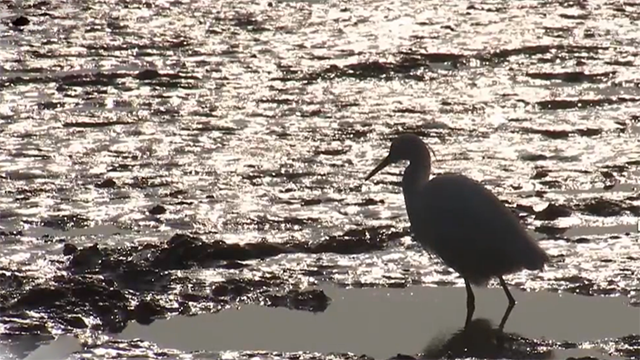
[402,162,431,197]
[402,162,431,232]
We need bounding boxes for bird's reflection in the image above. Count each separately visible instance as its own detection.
[465,296,514,332]
[417,306,555,360]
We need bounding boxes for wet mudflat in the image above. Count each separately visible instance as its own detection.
[1,0,640,359]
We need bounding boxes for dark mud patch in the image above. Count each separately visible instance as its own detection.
[0,268,329,335]
[94,178,118,188]
[534,97,640,110]
[70,226,406,274]
[282,59,427,82]
[148,205,167,215]
[483,44,606,62]
[0,226,406,335]
[548,274,638,302]
[2,275,130,333]
[62,120,135,128]
[36,213,93,231]
[519,127,603,139]
[299,197,343,206]
[534,203,573,221]
[279,52,467,82]
[280,45,615,82]
[522,198,640,222]
[534,225,569,237]
[574,198,640,217]
[525,71,615,83]
[1,70,200,91]
[310,227,408,255]
[314,146,351,156]
[11,16,30,27]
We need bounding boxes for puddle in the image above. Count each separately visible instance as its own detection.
[0,335,81,360]
[564,224,638,237]
[115,285,639,359]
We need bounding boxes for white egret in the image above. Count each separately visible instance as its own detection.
[365,134,549,328]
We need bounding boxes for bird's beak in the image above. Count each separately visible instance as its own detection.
[365,156,391,181]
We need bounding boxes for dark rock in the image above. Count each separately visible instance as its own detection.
[353,198,384,206]
[314,147,349,156]
[389,355,417,360]
[302,199,323,206]
[180,293,208,302]
[62,243,78,256]
[12,16,29,27]
[534,225,568,236]
[531,170,549,179]
[5,322,50,335]
[520,153,548,162]
[266,289,331,313]
[168,189,188,197]
[535,97,640,111]
[167,233,202,247]
[133,299,165,325]
[135,69,161,80]
[0,230,23,237]
[152,233,294,270]
[95,178,117,188]
[30,1,51,10]
[42,214,91,231]
[311,226,407,254]
[110,262,168,291]
[2,227,373,337]
[69,243,103,272]
[0,272,25,292]
[14,287,67,309]
[534,203,572,221]
[51,276,130,333]
[210,278,273,299]
[60,315,88,329]
[577,198,639,217]
[218,260,248,269]
[148,205,167,215]
[514,204,536,215]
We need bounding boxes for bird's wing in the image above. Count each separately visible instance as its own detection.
[413,174,543,278]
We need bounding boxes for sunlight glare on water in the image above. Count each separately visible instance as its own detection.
[0,0,639,358]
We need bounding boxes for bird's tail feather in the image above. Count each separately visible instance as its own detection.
[523,241,550,271]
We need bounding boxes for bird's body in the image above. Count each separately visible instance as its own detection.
[405,173,547,285]
[365,134,549,328]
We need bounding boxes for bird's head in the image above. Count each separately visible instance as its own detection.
[365,134,435,181]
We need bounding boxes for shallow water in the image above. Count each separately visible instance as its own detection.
[115,286,636,358]
[3,286,637,359]
[0,0,639,359]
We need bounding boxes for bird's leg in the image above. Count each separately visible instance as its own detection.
[498,276,516,306]
[498,301,515,332]
[464,279,475,328]
[498,276,516,331]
